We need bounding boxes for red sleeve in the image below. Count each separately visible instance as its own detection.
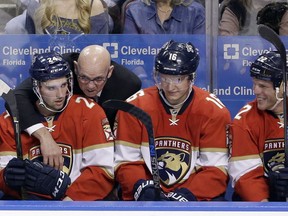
[0,112,20,198]
[116,162,152,200]
[66,167,114,200]
[179,94,230,200]
[178,167,229,201]
[0,169,21,199]
[235,166,269,201]
[114,105,152,200]
[229,102,269,201]
[62,99,114,200]
[0,112,19,154]
[184,107,230,200]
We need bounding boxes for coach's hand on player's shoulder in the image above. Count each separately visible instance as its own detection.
[268,162,288,201]
[3,158,25,190]
[133,179,168,201]
[24,159,71,200]
[165,188,197,202]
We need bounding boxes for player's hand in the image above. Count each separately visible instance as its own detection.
[40,137,63,170]
[268,163,288,201]
[133,179,168,201]
[24,159,71,200]
[165,188,197,201]
[3,158,25,189]
[33,127,63,170]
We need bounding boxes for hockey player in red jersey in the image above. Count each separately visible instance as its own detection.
[0,52,114,200]
[114,40,231,201]
[229,51,288,201]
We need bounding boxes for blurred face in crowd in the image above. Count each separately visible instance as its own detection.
[74,45,114,98]
[155,72,192,105]
[252,77,283,113]
[39,77,69,111]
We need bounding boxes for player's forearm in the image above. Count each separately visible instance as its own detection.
[31,127,52,142]
[16,98,40,130]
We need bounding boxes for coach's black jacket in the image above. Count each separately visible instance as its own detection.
[13,52,142,130]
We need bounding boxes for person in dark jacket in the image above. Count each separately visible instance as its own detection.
[14,45,142,171]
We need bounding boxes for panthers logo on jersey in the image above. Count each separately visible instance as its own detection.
[155,137,191,187]
[263,138,285,175]
[29,143,73,175]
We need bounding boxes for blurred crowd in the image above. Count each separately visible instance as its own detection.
[1,0,288,35]
[0,0,205,34]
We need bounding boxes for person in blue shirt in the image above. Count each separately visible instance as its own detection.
[122,0,205,34]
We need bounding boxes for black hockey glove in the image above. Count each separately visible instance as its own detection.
[3,158,25,190]
[268,163,288,201]
[24,159,71,200]
[133,179,168,201]
[165,188,197,202]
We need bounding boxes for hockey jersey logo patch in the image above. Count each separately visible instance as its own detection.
[29,143,73,175]
[263,138,285,175]
[102,118,114,141]
[155,137,191,186]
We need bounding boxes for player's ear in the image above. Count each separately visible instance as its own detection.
[74,61,79,73]
[107,65,114,78]
[278,82,284,98]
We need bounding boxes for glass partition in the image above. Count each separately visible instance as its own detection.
[1,0,288,201]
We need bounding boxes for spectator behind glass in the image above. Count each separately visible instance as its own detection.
[122,0,205,34]
[218,0,288,36]
[26,0,110,34]
[5,11,28,34]
[257,2,288,35]
[4,0,37,34]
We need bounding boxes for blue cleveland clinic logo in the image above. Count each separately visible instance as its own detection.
[223,44,239,60]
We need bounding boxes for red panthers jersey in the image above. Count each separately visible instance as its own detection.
[0,95,114,200]
[229,100,283,201]
[115,86,231,200]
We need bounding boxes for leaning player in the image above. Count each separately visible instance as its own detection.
[0,51,114,200]
[114,40,231,201]
[229,51,288,201]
